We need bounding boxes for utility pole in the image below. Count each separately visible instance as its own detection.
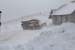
[0,11,1,33]
[0,11,1,26]
[49,5,52,19]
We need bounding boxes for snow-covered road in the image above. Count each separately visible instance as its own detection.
[0,25,56,47]
[0,30,41,46]
[0,12,54,47]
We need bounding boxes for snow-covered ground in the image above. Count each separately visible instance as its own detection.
[0,12,57,47]
[1,12,75,50]
[1,12,51,32]
[0,25,56,46]
[0,23,75,50]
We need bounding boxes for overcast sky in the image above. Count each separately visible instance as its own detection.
[0,0,72,22]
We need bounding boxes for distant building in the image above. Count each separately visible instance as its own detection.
[51,3,75,25]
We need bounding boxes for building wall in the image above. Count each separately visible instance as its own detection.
[67,15,72,22]
[71,11,75,23]
[52,15,73,25]
[52,11,75,25]
[62,15,72,23]
[52,15,62,25]
[61,16,67,23]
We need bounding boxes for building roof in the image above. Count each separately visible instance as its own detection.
[71,0,75,3]
[51,3,75,15]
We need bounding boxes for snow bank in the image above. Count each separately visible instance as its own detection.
[0,23,75,50]
[1,19,22,32]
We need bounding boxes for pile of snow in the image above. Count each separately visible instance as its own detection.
[0,23,75,50]
[1,19,22,31]
[1,12,51,32]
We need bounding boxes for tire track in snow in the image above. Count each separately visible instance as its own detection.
[0,30,23,44]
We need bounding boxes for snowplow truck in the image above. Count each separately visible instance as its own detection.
[21,19,42,30]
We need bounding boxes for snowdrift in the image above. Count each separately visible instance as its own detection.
[0,23,75,50]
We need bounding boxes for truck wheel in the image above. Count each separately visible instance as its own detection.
[30,26,33,30]
[22,24,26,30]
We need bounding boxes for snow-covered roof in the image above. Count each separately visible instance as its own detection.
[51,3,75,15]
[71,0,75,3]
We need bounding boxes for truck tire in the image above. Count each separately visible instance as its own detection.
[30,26,33,30]
[22,24,26,30]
